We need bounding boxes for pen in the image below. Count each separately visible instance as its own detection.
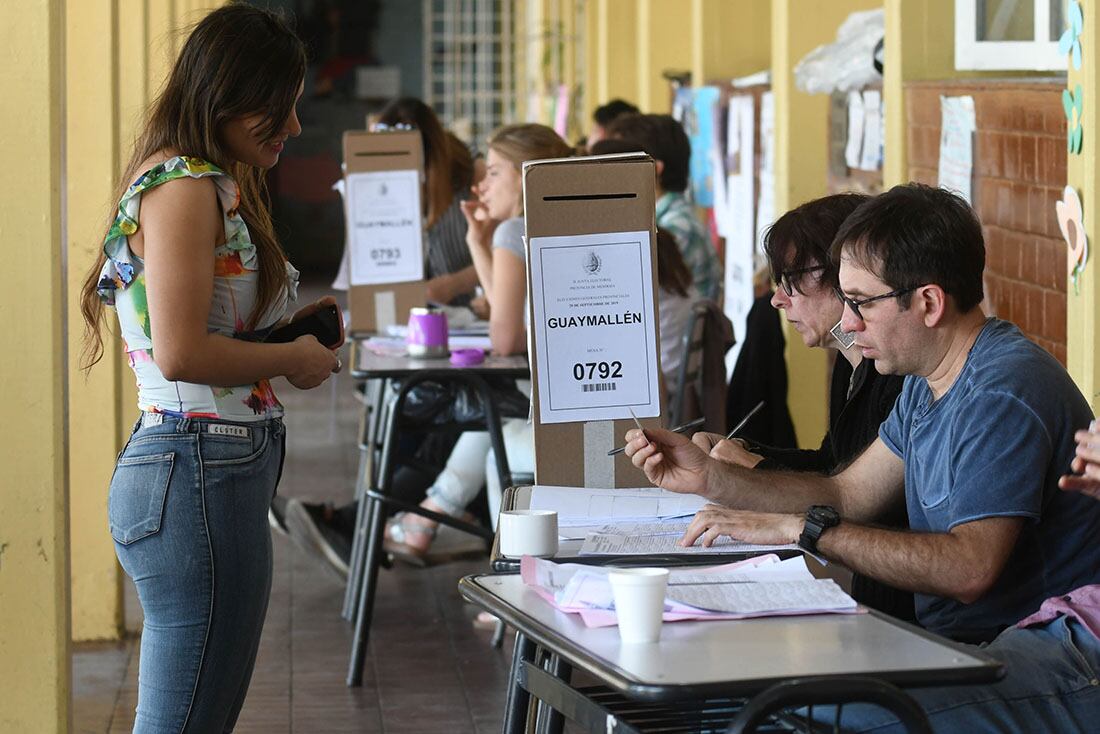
[607,416,707,456]
[724,400,765,440]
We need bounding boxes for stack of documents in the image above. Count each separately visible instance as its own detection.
[520,555,859,628]
[528,485,800,556]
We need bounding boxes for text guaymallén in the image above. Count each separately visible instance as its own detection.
[546,312,643,329]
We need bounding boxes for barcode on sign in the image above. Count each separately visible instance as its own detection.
[582,382,617,392]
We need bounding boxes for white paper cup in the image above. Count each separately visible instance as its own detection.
[608,567,669,644]
[499,510,558,558]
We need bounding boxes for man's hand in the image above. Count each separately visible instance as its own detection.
[693,433,765,468]
[1059,426,1100,500]
[680,505,803,547]
[624,427,710,495]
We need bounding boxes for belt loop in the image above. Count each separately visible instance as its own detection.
[177,417,191,433]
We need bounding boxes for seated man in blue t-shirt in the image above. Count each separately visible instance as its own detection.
[623,183,1100,645]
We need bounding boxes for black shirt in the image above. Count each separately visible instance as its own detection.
[749,353,915,621]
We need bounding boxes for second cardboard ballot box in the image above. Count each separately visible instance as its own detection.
[342,130,428,333]
[523,153,664,488]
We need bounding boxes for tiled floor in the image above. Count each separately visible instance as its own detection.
[72,322,514,733]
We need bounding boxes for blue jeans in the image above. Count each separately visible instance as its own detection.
[813,616,1100,733]
[109,413,286,733]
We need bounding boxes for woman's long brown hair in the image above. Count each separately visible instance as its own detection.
[78,3,306,371]
[375,97,473,228]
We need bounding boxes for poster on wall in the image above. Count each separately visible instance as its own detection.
[756,91,777,260]
[724,94,757,377]
[938,95,976,204]
[689,86,721,207]
[859,89,883,171]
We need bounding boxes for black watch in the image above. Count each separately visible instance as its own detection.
[798,505,840,554]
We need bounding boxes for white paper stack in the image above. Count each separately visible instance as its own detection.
[529,485,709,529]
[520,555,859,627]
[528,486,800,555]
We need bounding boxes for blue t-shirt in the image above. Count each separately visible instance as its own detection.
[879,318,1100,642]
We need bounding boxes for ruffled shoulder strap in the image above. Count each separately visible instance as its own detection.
[97,156,244,304]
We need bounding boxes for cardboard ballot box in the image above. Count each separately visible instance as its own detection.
[342,130,428,333]
[523,153,665,488]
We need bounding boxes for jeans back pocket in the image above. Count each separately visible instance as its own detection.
[109,452,175,545]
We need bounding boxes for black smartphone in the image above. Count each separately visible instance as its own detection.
[265,303,343,349]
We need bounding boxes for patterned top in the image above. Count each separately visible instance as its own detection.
[426,194,472,280]
[96,156,298,421]
[656,191,721,301]
[426,194,473,305]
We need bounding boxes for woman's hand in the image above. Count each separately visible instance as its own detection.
[1059,426,1100,501]
[285,335,341,390]
[425,273,456,306]
[460,198,498,250]
[287,295,345,348]
[469,295,490,320]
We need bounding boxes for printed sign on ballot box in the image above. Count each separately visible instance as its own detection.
[530,229,661,424]
[347,168,424,286]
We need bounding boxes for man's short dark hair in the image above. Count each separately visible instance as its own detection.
[605,113,690,193]
[831,184,985,312]
[764,193,870,293]
[593,99,639,127]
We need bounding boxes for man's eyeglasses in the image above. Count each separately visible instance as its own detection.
[778,265,826,297]
[833,285,922,321]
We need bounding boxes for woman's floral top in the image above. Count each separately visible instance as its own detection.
[96,156,298,421]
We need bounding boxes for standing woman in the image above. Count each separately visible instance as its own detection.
[78,5,341,732]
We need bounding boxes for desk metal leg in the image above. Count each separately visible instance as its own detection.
[491,618,506,649]
[503,632,537,734]
[534,653,571,734]
[343,378,387,621]
[347,386,402,687]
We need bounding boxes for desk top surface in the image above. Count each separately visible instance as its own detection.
[351,338,530,378]
[460,573,1002,699]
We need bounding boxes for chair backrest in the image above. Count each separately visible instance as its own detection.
[726,676,933,734]
[667,301,709,429]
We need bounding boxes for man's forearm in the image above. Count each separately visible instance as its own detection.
[704,459,843,513]
[817,523,991,603]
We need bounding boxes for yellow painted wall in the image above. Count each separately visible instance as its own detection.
[636,0,691,113]
[584,0,601,124]
[691,0,771,85]
[593,0,639,111]
[147,1,178,102]
[0,0,70,730]
[772,0,880,448]
[65,0,221,644]
[66,0,126,644]
[1067,0,1100,406]
[881,0,1023,187]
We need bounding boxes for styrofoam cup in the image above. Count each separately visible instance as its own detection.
[608,567,669,644]
[499,510,558,558]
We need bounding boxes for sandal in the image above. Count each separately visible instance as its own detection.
[383,512,438,567]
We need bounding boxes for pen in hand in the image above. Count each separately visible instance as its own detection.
[607,416,707,456]
[725,400,765,440]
